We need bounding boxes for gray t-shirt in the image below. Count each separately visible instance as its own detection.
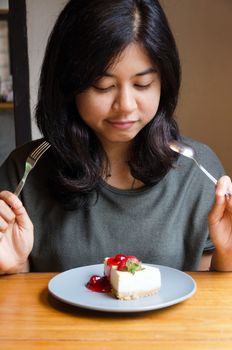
[0,137,224,271]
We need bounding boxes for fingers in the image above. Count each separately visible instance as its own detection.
[0,217,9,233]
[215,176,232,213]
[0,191,33,231]
[0,191,17,230]
[0,190,22,210]
[215,176,232,199]
[208,176,232,225]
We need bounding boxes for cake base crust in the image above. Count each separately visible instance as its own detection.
[112,287,160,300]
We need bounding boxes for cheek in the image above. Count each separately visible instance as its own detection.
[76,94,111,122]
[142,91,161,119]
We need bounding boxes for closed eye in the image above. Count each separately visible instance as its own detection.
[92,81,154,92]
[93,85,114,92]
[134,83,153,90]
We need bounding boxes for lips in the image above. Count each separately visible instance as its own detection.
[107,120,137,130]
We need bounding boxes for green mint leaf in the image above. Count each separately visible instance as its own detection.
[125,259,142,274]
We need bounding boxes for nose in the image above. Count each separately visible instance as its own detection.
[112,86,137,114]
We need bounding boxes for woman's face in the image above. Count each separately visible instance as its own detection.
[75,43,161,147]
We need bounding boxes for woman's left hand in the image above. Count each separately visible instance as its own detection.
[208,175,232,271]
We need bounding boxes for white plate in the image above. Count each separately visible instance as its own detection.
[48,264,196,313]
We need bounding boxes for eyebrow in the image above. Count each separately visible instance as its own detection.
[134,68,158,77]
[102,67,158,78]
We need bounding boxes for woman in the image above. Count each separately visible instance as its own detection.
[0,0,231,274]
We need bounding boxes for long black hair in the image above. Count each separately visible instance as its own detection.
[35,0,181,209]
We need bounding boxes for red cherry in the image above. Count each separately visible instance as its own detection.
[117,260,127,271]
[107,257,118,266]
[89,275,101,285]
[114,254,127,262]
[86,275,111,293]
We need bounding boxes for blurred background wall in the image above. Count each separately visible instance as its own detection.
[160,0,232,176]
[26,0,232,175]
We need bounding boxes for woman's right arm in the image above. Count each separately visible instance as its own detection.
[0,191,34,274]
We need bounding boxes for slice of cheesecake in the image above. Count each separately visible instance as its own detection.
[104,254,161,300]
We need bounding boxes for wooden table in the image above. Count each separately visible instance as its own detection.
[0,272,232,349]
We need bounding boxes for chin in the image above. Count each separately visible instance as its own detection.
[108,131,141,143]
[107,136,136,143]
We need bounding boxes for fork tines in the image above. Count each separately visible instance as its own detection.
[31,141,51,160]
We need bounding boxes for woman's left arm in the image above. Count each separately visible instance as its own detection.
[208,175,232,271]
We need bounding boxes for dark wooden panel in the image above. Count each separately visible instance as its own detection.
[8,0,31,146]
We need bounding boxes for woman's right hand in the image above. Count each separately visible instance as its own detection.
[0,191,34,274]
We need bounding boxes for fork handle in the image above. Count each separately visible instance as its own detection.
[14,171,30,196]
[14,179,27,197]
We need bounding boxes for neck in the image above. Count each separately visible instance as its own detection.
[102,140,130,164]
[103,146,144,190]
[100,139,144,190]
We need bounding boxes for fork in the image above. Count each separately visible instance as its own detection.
[14,141,51,197]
